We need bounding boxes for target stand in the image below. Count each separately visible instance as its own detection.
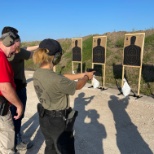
[53,66,56,72]
[121,33,145,99]
[90,36,107,91]
[71,38,83,73]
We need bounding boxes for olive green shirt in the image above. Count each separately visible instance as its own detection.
[33,68,77,110]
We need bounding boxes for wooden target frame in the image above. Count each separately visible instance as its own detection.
[121,33,145,97]
[92,36,107,88]
[71,38,82,73]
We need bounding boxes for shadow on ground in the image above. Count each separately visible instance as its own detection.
[21,112,44,154]
[74,92,107,154]
[108,95,153,154]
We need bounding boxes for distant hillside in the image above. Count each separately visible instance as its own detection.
[24,29,154,97]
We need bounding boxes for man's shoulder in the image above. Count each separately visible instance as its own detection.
[20,48,31,53]
[15,48,31,60]
[0,51,6,59]
[0,50,4,55]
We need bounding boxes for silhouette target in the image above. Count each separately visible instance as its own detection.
[124,36,141,66]
[72,40,81,61]
[93,38,105,63]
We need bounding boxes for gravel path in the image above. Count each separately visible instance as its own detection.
[19,71,154,154]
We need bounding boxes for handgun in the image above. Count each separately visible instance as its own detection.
[86,68,95,72]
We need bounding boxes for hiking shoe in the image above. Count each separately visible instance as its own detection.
[16,141,33,151]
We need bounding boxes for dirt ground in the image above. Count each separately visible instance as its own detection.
[19,71,154,154]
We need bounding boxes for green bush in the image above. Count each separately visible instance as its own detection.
[115,38,124,48]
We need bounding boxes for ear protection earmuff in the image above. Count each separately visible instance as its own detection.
[1,31,17,47]
[52,52,62,65]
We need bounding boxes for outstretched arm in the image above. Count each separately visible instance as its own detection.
[27,45,38,51]
[75,71,94,90]
[21,45,39,58]
[64,73,85,80]
[64,71,95,81]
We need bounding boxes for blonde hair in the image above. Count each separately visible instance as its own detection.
[33,48,53,65]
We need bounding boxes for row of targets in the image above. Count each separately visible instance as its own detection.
[71,33,145,98]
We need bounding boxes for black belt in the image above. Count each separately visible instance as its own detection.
[44,109,66,117]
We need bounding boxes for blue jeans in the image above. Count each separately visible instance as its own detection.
[10,87,27,144]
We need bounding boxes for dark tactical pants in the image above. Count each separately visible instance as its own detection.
[37,104,77,154]
[10,87,27,144]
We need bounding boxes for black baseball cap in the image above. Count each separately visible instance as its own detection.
[39,38,62,55]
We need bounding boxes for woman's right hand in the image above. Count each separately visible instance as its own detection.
[85,71,95,80]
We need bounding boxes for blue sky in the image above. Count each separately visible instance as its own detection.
[0,0,153,42]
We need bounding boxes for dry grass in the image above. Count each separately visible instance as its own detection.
[24,29,154,96]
